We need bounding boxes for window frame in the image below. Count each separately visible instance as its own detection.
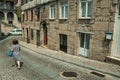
[30,10,33,21]
[79,0,93,19]
[31,29,34,40]
[59,1,68,19]
[36,10,40,21]
[49,4,56,19]
[118,0,120,16]
[60,34,67,52]
[0,11,4,20]
[25,11,28,21]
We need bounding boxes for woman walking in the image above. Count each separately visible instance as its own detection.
[11,39,21,70]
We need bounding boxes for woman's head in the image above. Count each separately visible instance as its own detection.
[12,39,19,45]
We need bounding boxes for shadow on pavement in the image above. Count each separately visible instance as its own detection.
[0,35,9,40]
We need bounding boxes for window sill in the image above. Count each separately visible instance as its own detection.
[59,18,68,20]
[36,19,40,21]
[49,19,55,21]
[79,17,92,20]
[49,18,55,20]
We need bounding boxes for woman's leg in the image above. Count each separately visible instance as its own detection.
[12,61,17,67]
[17,61,21,69]
[15,61,18,66]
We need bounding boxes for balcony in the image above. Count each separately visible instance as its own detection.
[0,1,4,9]
[22,0,36,10]
[0,6,4,9]
[36,0,51,5]
[6,5,14,10]
[29,0,36,9]
[7,18,14,21]
[0,1,15,10]
[22,0,52,10]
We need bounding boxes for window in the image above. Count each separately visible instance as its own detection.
[80,0,92,18]
[49,4,55,19]
[16,30,22,32]
[22,14,25,22]
[0,2,4,9]
[60,34,67,52]
[36,10,40,21]
[118,0,120,16]
[6,1,14,9]
[30,10,33,21]
[0,11,4,20]
[80,33,90,49]
[8,21,13,24]
[7,12,14,21]
[31,29,34,40]
[60,1,68,19]
[25,11,28,21]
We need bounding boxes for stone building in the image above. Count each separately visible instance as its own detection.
[0,0,21,36]
[21,0,120,64]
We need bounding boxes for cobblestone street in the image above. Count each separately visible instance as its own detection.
[1,0,120,80]
[0,36,120,80]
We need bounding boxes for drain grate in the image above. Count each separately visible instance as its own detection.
[90,71,105,77]
[61,71,78,78]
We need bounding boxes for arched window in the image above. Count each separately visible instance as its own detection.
[0,11,4,20]
[7,12,14,21]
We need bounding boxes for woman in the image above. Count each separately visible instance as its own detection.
[11,39,21,70]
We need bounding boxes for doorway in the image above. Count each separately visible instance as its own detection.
[60,34,67,52]
[79,33,90,57]
[26,28,30,43]
[36,30,40,46]
[43,24,48,45]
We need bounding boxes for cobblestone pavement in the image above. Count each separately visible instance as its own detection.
[0,36,120,80]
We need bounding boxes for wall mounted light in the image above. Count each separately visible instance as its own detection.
[21,11,24,15]
[105,32,113,40]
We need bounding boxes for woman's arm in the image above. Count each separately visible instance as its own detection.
[11,48,13,51]
[11,45,14,51]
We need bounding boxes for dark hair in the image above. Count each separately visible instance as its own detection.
[12,39,19,45]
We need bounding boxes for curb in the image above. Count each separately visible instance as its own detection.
[19,42,120,78]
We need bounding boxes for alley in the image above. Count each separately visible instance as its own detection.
[0,36,120,80]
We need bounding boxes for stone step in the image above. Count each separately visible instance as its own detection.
[105,56,120,65]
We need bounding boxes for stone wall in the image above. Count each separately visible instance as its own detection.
[21,0,117,61]
[47,0,116,61]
